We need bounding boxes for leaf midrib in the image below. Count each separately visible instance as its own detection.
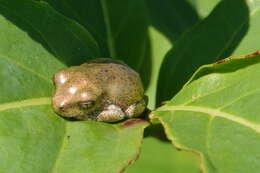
[0,54,52,83]
[0,97,51,112]
[157,105,260,133]
[0,96,67,173]
[50,121,68,173]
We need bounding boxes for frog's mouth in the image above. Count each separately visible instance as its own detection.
[52,93,104,120]
[76,110,102,121]
[54,106,100,121]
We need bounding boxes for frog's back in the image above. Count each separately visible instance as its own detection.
[82,58,144,110]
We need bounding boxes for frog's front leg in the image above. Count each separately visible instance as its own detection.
[97,105,125,122]
[125,99,146,118]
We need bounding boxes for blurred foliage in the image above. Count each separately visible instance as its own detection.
[126,137,200,173]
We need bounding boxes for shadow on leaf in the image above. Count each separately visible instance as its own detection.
[156,0,249,105]
[0,0,100,66]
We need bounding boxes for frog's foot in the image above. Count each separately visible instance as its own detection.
[125,99,146,118]
[97,105,125,122]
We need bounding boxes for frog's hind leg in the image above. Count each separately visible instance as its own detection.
[125,99,146,118]
[97,105,125,122]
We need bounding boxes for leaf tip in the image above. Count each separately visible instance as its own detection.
[213,49,260,65]
[244,49,260,58]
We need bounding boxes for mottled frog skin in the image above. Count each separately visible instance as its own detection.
[52,58,146,122]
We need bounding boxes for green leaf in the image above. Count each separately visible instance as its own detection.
[0,102,148,173]
[152,54,260,173]
[126,137,200,173]
[188,0,260,55]
[186,0,221,18]
[0,0,100,66]
[145,0,200,41]
[0,1,149,172]
[232,0,260,55]
[144,27,172,109]
[42,0,108,56]
[144,0,202,108]
[156,0,257,104]
[143,0,201,99]
[43,0,151,88]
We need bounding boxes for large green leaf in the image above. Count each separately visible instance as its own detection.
[0,1,149,172]
[145,0,200,42]
[144,27,172,109]
[126,137,200,173]
[43,0,109,56]
[188,0,260,55]
[143,0,201,100]
[43,0,151,88]
[0,103,148,173]
[156,0,259,104]
[232,0,260,55]
[152,53,260,172]
[0,0,100,66]
[144,0,202,109]
[187,0,220,17]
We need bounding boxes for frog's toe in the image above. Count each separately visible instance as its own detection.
[125,99,146,118]
[97,105,125,122]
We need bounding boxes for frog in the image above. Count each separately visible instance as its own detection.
[52,58,146,122]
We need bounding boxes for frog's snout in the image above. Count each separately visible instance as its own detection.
[52,94,93,118]
[52,95,65,114]
[52,95,71,117]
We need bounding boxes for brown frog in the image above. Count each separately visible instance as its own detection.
[52,58,146,122]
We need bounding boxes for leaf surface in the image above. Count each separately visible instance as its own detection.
[152,54,260,173]
[0,1,149,172]
[126,137,200,173]
[156,0,260,104]
[187,0,220,17]
[144,27,172,109]
[145,0,200,41]
[189,0,260,55]
[0,0,100,66]
[0,101,148,173]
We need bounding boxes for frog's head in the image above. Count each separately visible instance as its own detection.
[52,70,103,119]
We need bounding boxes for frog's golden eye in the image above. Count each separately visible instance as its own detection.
[78,101,95,109]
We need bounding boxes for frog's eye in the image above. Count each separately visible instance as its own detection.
[78,101,95,109]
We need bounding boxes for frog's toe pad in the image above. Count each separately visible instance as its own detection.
[97,105,125,122]
[125,99,146,118]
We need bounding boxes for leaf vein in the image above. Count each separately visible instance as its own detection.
[0,97,51,112]
[183,82,235,105]
[50,122,68,173]
[218,87,260,110]
[158,105,260,133]
[0,54,52,83]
